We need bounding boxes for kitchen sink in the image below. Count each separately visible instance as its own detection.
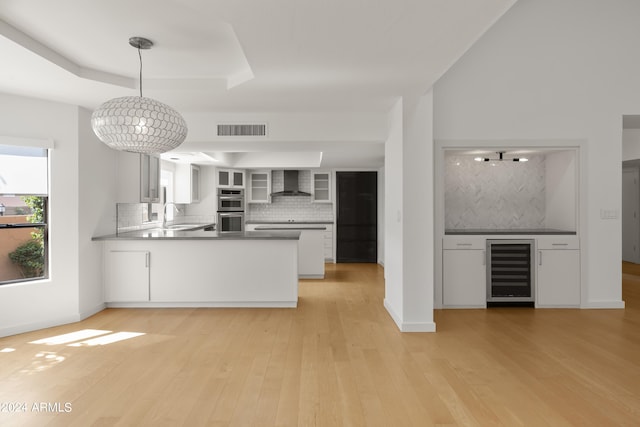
[164,224,206,230]
[145,223,213,232]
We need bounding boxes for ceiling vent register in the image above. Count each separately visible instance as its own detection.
[217,124,267,137]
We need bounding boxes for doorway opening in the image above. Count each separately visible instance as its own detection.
[336,171,377,263]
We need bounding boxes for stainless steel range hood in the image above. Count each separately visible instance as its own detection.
[271,170,311,197]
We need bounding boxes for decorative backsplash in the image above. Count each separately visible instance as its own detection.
[246,170,334,222]
[445,154,546,229]
[116,203,215,233]
[246,196,333,222]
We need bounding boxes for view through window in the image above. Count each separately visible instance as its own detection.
[0,145,49,284]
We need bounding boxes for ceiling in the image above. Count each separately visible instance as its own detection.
[0,0,517,167]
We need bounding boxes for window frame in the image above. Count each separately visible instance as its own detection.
[0,139,51,286]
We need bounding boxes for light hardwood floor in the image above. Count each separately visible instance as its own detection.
[1,263,639,426]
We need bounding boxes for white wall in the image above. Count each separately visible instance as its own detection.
[384,99,404,325]
[181,111,387,144]
[434,0,640,308]
[384,93,436,332]
[377,165,385,265]
[0,94,81,336]
[78,107,117,318]
[545,150,577,231]
[0,96,115,337]
[402,92,435,331]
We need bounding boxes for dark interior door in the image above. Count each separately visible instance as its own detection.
[336,171,377,263]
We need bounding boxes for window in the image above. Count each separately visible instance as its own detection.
[0,144,48,284]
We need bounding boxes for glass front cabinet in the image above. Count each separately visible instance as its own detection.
[249,171,271,203]
[312,171,331,202]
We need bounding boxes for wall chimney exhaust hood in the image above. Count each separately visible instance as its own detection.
[271,170,311,197]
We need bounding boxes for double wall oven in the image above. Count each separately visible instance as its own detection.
[217,188,244,233]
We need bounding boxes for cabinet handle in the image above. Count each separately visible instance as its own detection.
[145,253,150,268]
[456,243,472,246]
[552,243,569,246]
[538,251,542,266]
[482,250,485,265]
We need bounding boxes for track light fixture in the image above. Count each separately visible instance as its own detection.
[474,151,528,162]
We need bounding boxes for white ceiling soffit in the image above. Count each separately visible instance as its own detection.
[0,1,253,104]
[231,152,323,169]
[0,0,517,113]
[160,151,220,164]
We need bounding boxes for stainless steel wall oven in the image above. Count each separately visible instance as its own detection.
[217,188,245,212]
[217,187,244,233]
[217,211,245,233]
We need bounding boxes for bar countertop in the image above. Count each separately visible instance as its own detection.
[445,228,577,236]
[246,220,334,225]
[92,227,301,241]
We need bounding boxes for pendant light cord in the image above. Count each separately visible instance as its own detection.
[138,46,143,97]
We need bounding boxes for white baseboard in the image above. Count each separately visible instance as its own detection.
[384,298,437,332]
[400,321,437,332]
[106,301,298,308]
[583,300,626,309]
[0,315,81,339]
[79,302,106,320]
[384,298,402,328]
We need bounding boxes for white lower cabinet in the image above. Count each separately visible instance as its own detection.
[323,224,334,261]
[105,250,150,302]
[442,238,486,308]
[102,240,298,307]
[536,238,580,307]
[441,236,581,309]
[246,223,327,277]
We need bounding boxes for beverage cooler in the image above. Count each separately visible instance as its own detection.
[486,239,535,304]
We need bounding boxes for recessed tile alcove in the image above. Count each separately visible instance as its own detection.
[444,149,577,232]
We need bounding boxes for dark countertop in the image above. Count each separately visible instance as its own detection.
[445,229,577,235]
[246,221,333,224]
[93,228,301,241]
[254,226,327,231]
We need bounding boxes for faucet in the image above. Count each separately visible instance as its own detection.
[162,202,180,229]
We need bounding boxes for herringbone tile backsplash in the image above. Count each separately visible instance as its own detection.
[445,155,545,229]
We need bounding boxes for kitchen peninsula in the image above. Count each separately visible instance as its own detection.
[93,227,301,308]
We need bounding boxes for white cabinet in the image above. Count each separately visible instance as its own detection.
[100,240,298,307]
[249,171,271,203]
[175,164,200,204]
[312,171,331,202]
[323,224,334,261]
[105,250,150,302]
[218,169,245,188]
[442,237,486,308]
[117,152,161,203]
[246,223,326,278]
[141,154,161,202]
[298,229,325,278]
[537,238,580,307]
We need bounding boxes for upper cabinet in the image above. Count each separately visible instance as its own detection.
[249,170,271,203]
[175,164,200,204]
[140,154,161,203]
[312,171,331,203]
[218,169,245,188]
[117,152,161,203]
